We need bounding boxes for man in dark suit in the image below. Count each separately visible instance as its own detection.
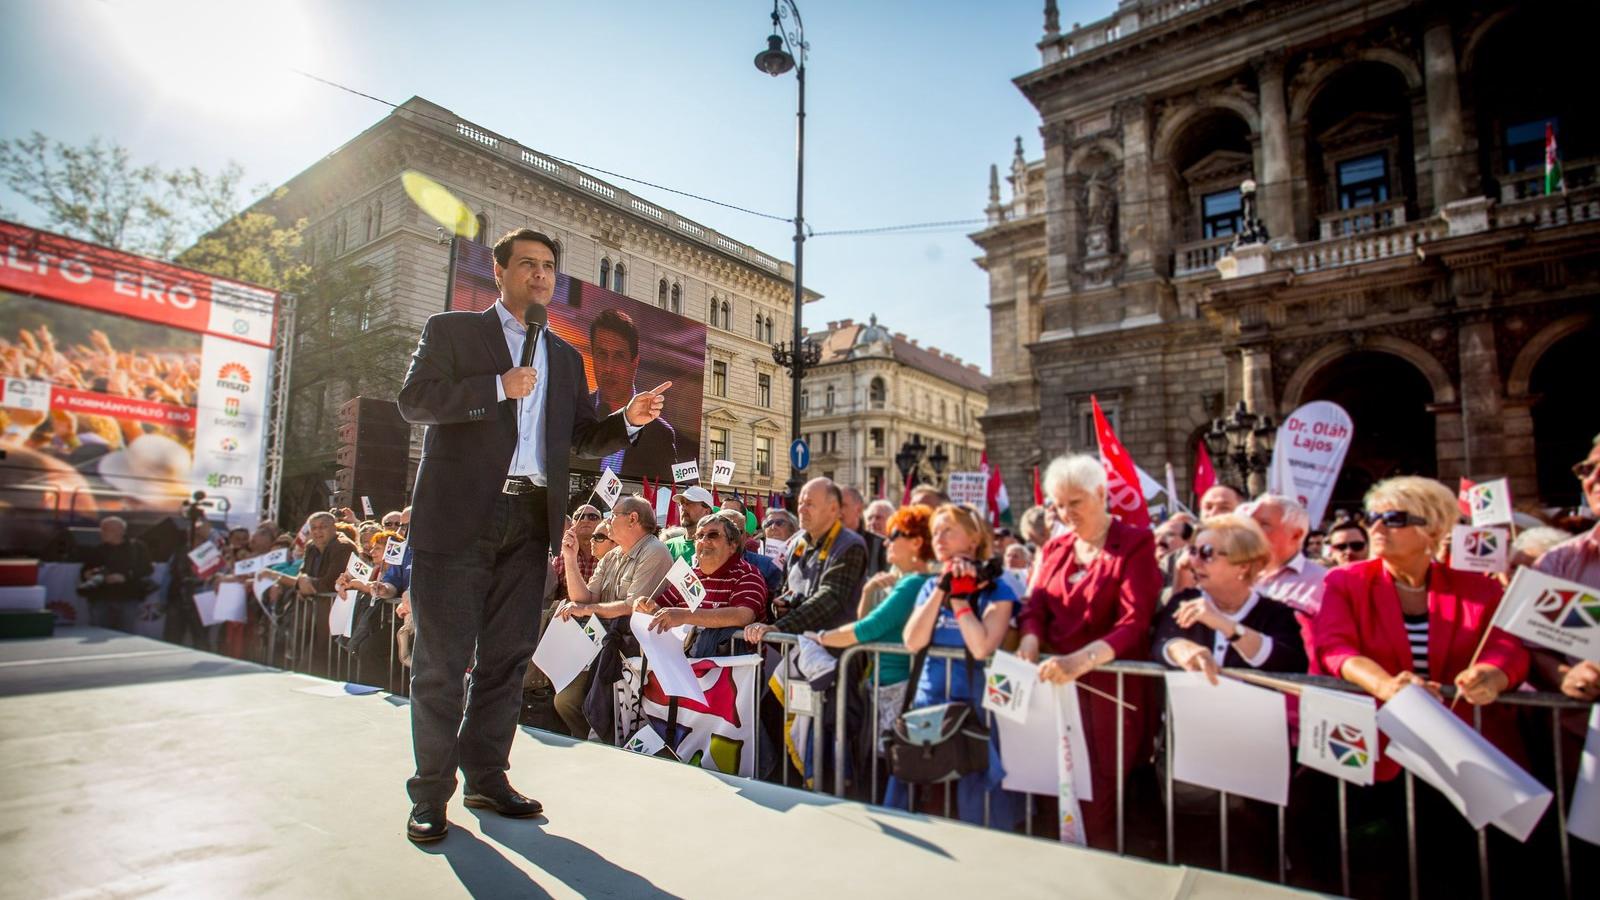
[586,308,678,480]
[398,228,670,843]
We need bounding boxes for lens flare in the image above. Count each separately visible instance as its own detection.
[402,171,479,239]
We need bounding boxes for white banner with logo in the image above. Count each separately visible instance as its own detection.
[192,335,272,518]
[1266,401,1354,528]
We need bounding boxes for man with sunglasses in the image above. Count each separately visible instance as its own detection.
[1325,518,1369,566]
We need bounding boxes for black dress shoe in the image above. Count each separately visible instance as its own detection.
[463,785,544,818]
[407,801,449,842]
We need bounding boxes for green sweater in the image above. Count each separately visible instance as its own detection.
[850,572,931,686]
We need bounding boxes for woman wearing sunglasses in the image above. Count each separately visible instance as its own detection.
[1151,514,1307,683]
[1314,476,1528,779]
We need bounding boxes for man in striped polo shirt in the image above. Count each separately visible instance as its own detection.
[646,511,768,656]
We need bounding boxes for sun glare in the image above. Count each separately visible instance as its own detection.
[97,0,319,118]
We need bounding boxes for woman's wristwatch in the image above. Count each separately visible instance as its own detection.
[1226,624,1245,643]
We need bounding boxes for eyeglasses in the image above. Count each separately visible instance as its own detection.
[1575,460,1598,480]
[1330,540,1367,553]
[1192,544,1219,563]
[591,533,613,543]
[886,530,907,542]
[695,531,723,542]
[1364,510,1427,529]
[574,512,603,522]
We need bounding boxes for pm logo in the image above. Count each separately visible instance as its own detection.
[1328,723,1369,768]
[205,472,244,489]
[216,363,252,393]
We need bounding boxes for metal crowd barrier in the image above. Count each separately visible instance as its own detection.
[257,591,407,694]
[720,634,1589,900]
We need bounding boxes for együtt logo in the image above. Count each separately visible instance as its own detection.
[1463,530,1498,558]
[986,673,1015,707]
[1471,487,1496,512]
[1533,588,1600,628]
[216,362,252,393]
[217,437,239,453]
[1328,723,1369,768]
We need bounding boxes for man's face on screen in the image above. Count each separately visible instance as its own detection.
[591,327,637,409]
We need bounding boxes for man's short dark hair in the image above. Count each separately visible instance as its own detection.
[493,228,559,269]
[589,308,639,358]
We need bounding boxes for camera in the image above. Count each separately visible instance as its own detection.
[181,490,209,524]
[946,557,1006,598]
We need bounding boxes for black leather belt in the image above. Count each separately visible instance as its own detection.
[501,477,546,496]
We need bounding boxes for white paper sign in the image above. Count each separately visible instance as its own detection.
[232,555,265,576]
[1,377,52,412]
[1297,685,1378,786]
[762,538,787,562]
[1266,401,1354,528]
[1493,567,1600,663]
[1166,671,1290,806]
[595,467,624,508]
[1055,686,1087,846]
[654,486,672,522]
[1377,685,1552,841]
[1467,478,1514,528]
[343,554,373,603]
[328,594,357,638]
[213,582,249,623]
[983,650,1038,725]
[1569,705,1600,846]
[263,548,288,567]
[188,541,223,578]
[623,724,675,758]
[672,460,700,484]
[192,589,220,626]
[995,683,1093,801]
[709,459,735,485]
[382,538,408,566]
[947,472,988,516]
[1449,525,1508,574]
[532,610,604,693]
[628,612,705,703]
[360,495,374,517]
[664,558,706,612]
[252,575,276,602]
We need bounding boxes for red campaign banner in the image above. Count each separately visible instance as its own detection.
[0,219,275,347]
[51,386,196,428]
[1092,395,1151,529]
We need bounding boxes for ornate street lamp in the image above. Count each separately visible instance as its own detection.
[1234,178,1269,248]
[1204,400,1277,494]
[755,0,810,511]
[927,443,950,480]
[895,436,926,491]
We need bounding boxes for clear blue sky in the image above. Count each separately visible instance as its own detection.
[0,0,1111,371]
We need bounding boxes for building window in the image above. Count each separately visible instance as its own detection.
[336,218,347,255]
[712,360,727,397]
[372,201,382,238]
[1337,152,1389,209]
[1201,189,1242,238]
[710,427,728,461]
[613,262,625,294]
[940,399,947,423]
[358,287,373,332]
[801,388,809,411]
[758,373,771,407]
[599,258,610,289]
[765,316,775,343]
[870,427,884,455]
[659,279,669,307]
[671,283,681,314]
[869,377,886,408]
[363,206,373,244]
[720,299,731,329]
[825,385,835,412]
[709,296,718,325]
[474,212,490,245]
[755,310,763,339]
[756,437,772,476]
[1505,119,1556,173]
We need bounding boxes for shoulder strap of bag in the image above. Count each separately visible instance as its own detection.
[901,644,930,715]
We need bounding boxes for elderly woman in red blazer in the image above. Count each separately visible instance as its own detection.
[1018,454,1160,849]
[1314,475,1528,781]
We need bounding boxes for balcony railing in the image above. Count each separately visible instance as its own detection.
[1277,215,1448,275]
[1498,157,1599,202]
[1173,235,1234,276]
[1493,182,1600,230]
[1317,199,1408,239]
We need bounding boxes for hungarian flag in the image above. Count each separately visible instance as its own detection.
[1032,465,1045,507]
[1194,441,1217,503]
[982,452,1011,527]
[1092,395,1151,528]
[1546,122,1564,196]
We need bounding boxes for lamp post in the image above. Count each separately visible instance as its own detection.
[1203,400,1278,495]
[927,443,950,485]
[895,436,927,496]
[1233,178,1268,248]
[756,0,811,512]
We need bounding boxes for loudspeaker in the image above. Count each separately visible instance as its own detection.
[335,397,411,519]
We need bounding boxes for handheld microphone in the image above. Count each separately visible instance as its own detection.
[521,303,548,367]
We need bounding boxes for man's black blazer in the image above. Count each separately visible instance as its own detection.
[398,305,631,553]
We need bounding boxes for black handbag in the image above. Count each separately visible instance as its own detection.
[884,639,990,785]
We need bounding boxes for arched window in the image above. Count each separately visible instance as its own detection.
[362,206,373,244]
[612,262,625,294]
[755,310,763,339]
[372,201,382,238]
[720,300,730,329]
[801,388,810,411]
[599,258,610,289]
[335,218,347,255]
[659,279,669,307]
[670,283,681,314]
[869,377,886,408]
[825,385,835,412]
[765,316,774,343]
[940,399,947,422]
[550,239,562,272]
[708,296,718,325]
[474,212,490,245]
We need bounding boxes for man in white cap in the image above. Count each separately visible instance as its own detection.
[666,485,716,564]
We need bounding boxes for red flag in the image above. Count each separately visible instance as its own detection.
[1457,477,1476,518]
[901,466,915,506]
[712,486,722,506]
[1193,441,1217,502]
[666,487,680,527]
[1032,465,1044,507]
[1092,395,1151,528]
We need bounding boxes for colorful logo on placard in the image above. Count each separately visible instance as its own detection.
[216,362,252,393]
[1463,530,1498,558]
[624,734,650,753]
[986,672,1015,708]
[1471,486,1496,513]
[205,472,244,489]
[224,396,240,417]
[218,437,239,453]
[1328,723,1369,767]
[1532,589,1600,628]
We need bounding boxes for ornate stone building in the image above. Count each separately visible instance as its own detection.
[246,97,805,518]
[974,0,1597,515]
[799,316,988,499]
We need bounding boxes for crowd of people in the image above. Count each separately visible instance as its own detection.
[75,432,1600,895]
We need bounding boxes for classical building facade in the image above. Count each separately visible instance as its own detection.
[245,97,806,519]
[799,316,989,499]
[975,0,1596,515]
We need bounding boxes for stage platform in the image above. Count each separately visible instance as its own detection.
[0,629,1325,899]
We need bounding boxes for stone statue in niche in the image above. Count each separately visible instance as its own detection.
[1081,165,1118,259]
